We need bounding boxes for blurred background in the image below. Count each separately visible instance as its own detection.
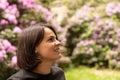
[1,0,120,80]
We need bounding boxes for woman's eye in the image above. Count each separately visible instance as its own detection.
[48,38,54,42]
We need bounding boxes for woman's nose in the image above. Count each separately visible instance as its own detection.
[55,40,61,46]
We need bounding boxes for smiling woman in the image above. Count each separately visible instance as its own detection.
[7,23,66,80]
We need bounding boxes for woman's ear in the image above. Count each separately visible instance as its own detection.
[35,47,38,53]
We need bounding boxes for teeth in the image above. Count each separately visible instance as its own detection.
[54,49,61,53]
[54,46,64,53]
[55,49,60,52]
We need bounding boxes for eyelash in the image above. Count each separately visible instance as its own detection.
[48,38,55,42]
[48,37,60,42]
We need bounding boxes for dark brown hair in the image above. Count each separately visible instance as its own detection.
[17,23,57,70]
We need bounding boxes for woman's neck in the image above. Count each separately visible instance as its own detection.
[33,61,53,75]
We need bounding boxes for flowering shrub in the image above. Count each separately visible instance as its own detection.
[70,2,120,69]
[65,5,95,56]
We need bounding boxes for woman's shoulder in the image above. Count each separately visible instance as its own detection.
[7,70,24,80]
[7,69,39,80]
[51,66,64,74]
[51,66,66,80]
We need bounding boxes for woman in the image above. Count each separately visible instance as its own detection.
[7,23,66,80]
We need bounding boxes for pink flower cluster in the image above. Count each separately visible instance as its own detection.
[0,0,20,25]
[13,26,22,34]
[3,4,19,24]
[73,40,95,55]
[34,5,52,22]
[0,19,8,25]
[0,0,9,10]
[18,0,35,9]
[18,0,52,22]
[0,39,16,64]
[91,20,120,48]
[106,3,120,16]
[0,0,52,26]
[71,5,94,24]
[93,13,103,26]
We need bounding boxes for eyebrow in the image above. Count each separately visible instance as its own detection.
[48,35,56,38]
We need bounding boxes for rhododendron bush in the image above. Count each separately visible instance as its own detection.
[68,2,120,69]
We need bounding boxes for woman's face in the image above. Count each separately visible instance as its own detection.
[36,27,62,62]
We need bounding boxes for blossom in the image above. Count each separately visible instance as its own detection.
[7,46,16,53]
[4,4,19,15]
[11,55,17,67]
[59,36,67,45]
[2,39,11,49]
[106,3,116,16]
[0,50,6,55]
[106,2,120,16]
[73,50,80,55]
[0,19,8,25]
[54,25,63,32]
[110,50,118,55]
[13,27,22,34]
[3,4,19,24]
[98,45,102,49]
[70,5,94,24]
[18,0,35,9]
[4,14,17,24]
[0,0,9,10]
[30,20,36,25]
[108,38,113,43]
[1,39,16,53]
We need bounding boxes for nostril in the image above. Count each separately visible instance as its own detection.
[54,42,62,46]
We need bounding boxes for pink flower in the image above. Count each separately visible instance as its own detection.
[4,14,18,24]
[31,20,36,25]
[4,4,19,15]
[96,20,103,26]
[13,27,22,34]
[3,4,19,24]
[7,46,16,53]
[11,56,17,67]
[98,45,102,49]
[0,0,9,10]
[54,26,63,32]
[59,36,66,45]
[0,50,6,55]
[0,19,8,25]
[2,39,11,49]
[108,38,113,43]
[18,0,35,9]
[94,13,100,21]
[106,3,116,16]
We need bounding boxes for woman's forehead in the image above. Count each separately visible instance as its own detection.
[44,28,56,37]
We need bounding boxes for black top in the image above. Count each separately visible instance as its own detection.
[7,66,66,80]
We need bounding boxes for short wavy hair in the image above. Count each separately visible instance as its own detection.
[17,23,58,70]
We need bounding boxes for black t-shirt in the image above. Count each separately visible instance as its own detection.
[7,66,66,80]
